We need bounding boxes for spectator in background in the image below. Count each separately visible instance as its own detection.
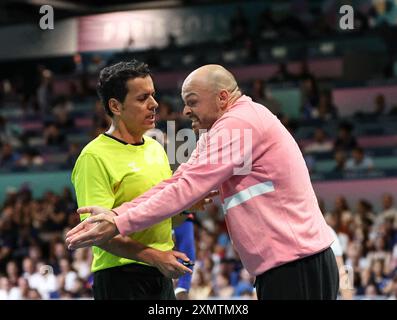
[333,122,358,152]
[72,53,84,75]
[0,143,19,169]
[52,96,75,131]
[304,127,333,153]
[87,55,106,75]
[213,273,234,298]
[300,75,319,119]
[36,68,53,114]
[0,116,23,148]
[48,239,68,274]
[165,34,178,50]
[5,261,19,287]
[189,268,213,299]
[0,277,11,299]
[33,262,58,299]
[269,62,296,83]
[234,268,255,298]
[370,258,390,295]
[28,245,43,266]
[354,199,375,230]
[72,248,92,281]
[250,79,281,116]
[64,143,81,169]
[44,123,66,147]
[345,146,374,172]
[0,218,14,272]
[312,90,339,121]
[52,95,74,119]
[372,94,387,118]
[21,257,41,290]
[27,288,42,299]
[387,276,397,299]
[9,277,30,300]
[155,100,178,132]
[296,60,315,81]
[16,148,44,169]
[377,194,397,230]
[57,258,78,294]
[326,196,353,249]
[367,236,392,272]
[355,93,388,119]
[332,150,347,173]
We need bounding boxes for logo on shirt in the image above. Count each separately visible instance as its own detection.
[128,162,141,172]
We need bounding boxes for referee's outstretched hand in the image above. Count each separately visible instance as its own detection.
[152,250,193,279]
[66,206,120,250]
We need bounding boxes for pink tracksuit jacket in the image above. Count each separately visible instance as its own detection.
[113,95,334,276]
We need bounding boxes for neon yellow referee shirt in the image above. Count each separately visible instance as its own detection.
[71,133,174,272]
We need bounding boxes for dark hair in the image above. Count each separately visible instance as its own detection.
[338,121,354,132]
[96,60,151,117]
[353,146,364,154]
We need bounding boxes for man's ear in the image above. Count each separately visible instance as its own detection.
[219,89,229,109]
[108,98,122,116]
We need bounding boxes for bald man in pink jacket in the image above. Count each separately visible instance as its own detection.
[67,64,339,300]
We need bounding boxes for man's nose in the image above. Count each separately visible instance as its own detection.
[149,96,158,111]
[183,105,191,116]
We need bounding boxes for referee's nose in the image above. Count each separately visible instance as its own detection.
[148,95,158,111]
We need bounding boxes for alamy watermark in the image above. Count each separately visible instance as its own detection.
[144,121,253,175]
[39,5,54,30]
[339,264,355,290]
[39,4,355,31]
[339,5,354,30]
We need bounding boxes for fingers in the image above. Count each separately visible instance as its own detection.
[168,263,192,278]
[177,263,193,275]
[67,224,100,250]
[86,214,107,224]
[65,220,88,239]
[157,251,194,278]
[68,237,96,250]
[172,250,190,262]
[76,206,103,215]
[172,251,194,274]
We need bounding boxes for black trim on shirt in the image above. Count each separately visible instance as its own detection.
[103,133,145,146]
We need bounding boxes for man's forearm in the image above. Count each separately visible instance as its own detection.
[98,235,161,266]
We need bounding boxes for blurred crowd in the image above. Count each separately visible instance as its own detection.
[322,193,397,299]
[1,63,396,176]
[1,184,396,300]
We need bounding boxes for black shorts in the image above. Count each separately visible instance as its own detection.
[93,263,176,300]
[255,247,339,300]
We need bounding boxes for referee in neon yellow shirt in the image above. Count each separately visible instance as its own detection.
[71,60,192,299]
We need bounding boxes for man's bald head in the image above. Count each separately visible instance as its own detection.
[181,65,242,133]
[182,64,239,96]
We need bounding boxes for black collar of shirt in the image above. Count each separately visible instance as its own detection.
[103,133,145,146]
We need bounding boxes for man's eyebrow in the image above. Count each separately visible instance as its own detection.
[183,92,197,100]
[136,90,155,97]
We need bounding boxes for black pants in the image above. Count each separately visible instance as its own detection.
[93,263,176,300]
[255,247,339,300]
